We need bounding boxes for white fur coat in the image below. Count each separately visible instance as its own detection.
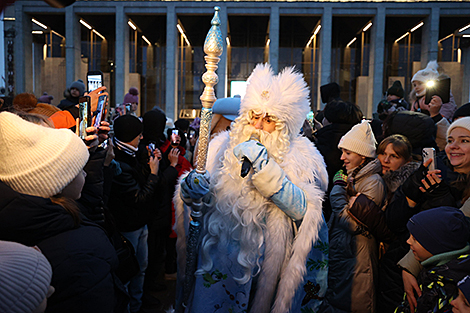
[174,131,328,313]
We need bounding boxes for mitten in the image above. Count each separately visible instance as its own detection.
[333,169,348,186]
[233,140,269,173]
[402,164,428,203]
[180,170,211,203]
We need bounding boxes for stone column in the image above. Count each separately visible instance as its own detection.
[368,6,386,118]
[65,5,80,89]
[318,5,332,110]
[15,3,32,93]
[166,4,177,120]
[421,7,439,66]
[115,3,129,105]
[269,6,279,74]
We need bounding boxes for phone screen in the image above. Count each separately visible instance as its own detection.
[87,74,102,92]
[425,77,451,104]
[94,95,107,128]
[78,98,91,139]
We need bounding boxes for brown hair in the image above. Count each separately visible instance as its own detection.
[50,196,82,227]
[16,111,55,128]
[377,134,412,162]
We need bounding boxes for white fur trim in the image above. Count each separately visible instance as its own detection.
[252,159,285,198]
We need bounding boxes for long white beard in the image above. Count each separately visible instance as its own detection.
[197,120,290,283]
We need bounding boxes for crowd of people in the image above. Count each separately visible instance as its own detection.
[1,59,470,313]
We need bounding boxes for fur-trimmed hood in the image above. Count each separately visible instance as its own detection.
[382,161,420,194]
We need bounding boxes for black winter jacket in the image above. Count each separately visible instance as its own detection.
[0,181,118,313]
[108,147,160,231]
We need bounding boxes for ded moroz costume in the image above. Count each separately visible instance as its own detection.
[174,63,329,313]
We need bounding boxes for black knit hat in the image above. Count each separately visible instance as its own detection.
[113,115,143,142]
[143,108,166,145]
[320,82,341,104]
[407,206,470,256]
[324,100,363,125]
[453,103,470,121]
[387,81,404,99]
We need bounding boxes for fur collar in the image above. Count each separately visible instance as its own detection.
[382,161,420,194]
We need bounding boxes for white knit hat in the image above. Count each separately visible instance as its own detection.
[0,111,89,198]
[447,116,470,138]
[338,120,377,158]
[0,240,52,313]
[239,63,310,140]
[411,60,439,83]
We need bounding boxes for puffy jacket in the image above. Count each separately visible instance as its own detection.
[320,159,385,313]
[0,181,118,313]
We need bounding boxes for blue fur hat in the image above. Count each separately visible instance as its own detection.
[407,206,470,256]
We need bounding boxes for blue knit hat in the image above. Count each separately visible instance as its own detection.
[407,207,470,256]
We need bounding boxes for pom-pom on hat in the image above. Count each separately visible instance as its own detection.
[0,240,53,313]
[387,81,404,98]
[338,120,377,158]
[70,79,86,96]
[0,112,89,198]
[124,87,139,104]
[412,60,439,83]
[38,92,54,104]
[447,116,470,138]
[407,206,470,256]
[113,114,143,143]
[239,63,310,140]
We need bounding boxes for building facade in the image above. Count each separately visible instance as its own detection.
[3,0,470,119]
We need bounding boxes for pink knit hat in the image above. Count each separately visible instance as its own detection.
[123,87,139,104]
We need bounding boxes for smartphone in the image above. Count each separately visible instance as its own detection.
[188,129,196,139]
[171,129,180,147]
[93,94,108,128]
[425,77,451,104]
[87,71,103,93]
[422,147,436,171]
[78,96,91,139]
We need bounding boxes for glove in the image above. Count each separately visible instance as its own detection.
[402,164,428,204]
[233,140,269,173]
[180,170,211,202]
[333,169,348,186]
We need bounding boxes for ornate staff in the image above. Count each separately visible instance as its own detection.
[181,6,223,310]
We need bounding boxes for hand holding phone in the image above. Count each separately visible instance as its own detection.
[422,147,436,171]
[93,94,108,128]
[425,78,450,104]
[78,96,91,140]
[87,71,103,93]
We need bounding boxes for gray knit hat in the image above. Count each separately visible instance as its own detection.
[338,120,377,157]
[0,240,52,313]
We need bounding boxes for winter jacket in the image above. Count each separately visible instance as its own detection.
[0,181,118,313]
[346,161,420,313]
[320,159,385,313]
[108,147,160,232]
[58,95,79,109]
[315,122,356,220]
[396,245,470,313]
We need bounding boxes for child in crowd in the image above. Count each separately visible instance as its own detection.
[396,207,470,313]
[452,276,470,313]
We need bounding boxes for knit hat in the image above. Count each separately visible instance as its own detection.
[387,81,404,98]
[338,120,377,157]
[123,87,139,104]
[0,240,52,313]
[412,60,439,83]
[453,104,470,122]
[407,206,470,256]
[29,103,61,117]
[320,82,341,104]
[69,79,86,96]
[113,115,143,143]
[0,111,89,198]
[324,100,363,125]
[239,63,310,140]
[447,116,470,138]
[458,275,470,301]
[38,92,54,104]
[142,108,166,144]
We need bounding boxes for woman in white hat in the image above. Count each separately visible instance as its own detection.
[0,111,120,313]
[320,120,386,313]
